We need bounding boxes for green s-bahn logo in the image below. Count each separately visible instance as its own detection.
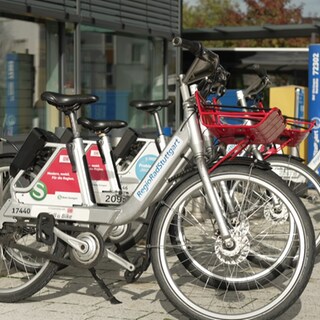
[30,181,48,201]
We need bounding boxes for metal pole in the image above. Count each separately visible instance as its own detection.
[59,22,65,126]
[75,0,81,94]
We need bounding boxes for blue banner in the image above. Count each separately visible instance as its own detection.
[308,44,320,170]
[5,53,19,135]
[295,87,305,119]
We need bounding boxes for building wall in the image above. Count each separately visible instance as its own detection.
[0,0,180,38]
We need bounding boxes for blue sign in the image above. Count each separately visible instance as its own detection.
[5,53,19,135]
[308,44,320,171]
[295,87,305,119]
[135,154,157,181]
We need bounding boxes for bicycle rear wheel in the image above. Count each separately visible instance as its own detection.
[151,164,315,320]
[0,155,15,207]
[109,207,151,252]
[0,155,67,301]
[0,155,52,273]
[0,221,66,302]
[268,154,320,252]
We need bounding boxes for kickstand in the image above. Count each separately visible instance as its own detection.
[89,267,122,304]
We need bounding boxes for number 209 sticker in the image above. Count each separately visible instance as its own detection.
[103,193,123,204]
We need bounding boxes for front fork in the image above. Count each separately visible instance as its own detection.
[185,100,234,248]
[194,156,234,248]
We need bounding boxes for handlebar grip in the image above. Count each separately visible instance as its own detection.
[172,37,202,57]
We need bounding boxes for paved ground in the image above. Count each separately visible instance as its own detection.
[0,249,319,320]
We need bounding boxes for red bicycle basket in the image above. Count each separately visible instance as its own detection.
[273,118,315,147]
[195,91,285,145]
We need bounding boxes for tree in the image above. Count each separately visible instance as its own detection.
[183,0,313,47]
[183,0,235,28]
[231,0,308,46]
[183,0,241,47]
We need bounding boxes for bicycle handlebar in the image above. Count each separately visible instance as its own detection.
[173,37,221,85]
[172,37,203,57]
[172,36,220,63]
[242,65,271,99]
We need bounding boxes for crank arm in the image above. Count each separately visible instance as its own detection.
[54,226,87,253]
[106,249,135,272]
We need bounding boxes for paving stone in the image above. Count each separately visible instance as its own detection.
[1,253,320,319]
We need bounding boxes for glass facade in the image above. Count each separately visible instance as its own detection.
[0,18,47,136]
[78,28,165,128]
[0,15,172,140]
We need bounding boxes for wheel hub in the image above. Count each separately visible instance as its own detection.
[215,230,250,265]
[264,202,288,224]
[109,224,130,242]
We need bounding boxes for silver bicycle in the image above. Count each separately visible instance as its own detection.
[0,37,315,320]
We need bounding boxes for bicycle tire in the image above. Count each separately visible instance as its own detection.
[0,155,69,302]
[167,165,300,289]
[110,209,151,252]
[0,223,66,302]
[0,155,15,206]
[267,154,320,252]
[150,164,315,320]
[0,155,52,273]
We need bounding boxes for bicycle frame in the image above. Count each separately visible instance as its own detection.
[0,92,232,247]
[0,121,184,221]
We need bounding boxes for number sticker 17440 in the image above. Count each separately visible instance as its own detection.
[12,207,31,215]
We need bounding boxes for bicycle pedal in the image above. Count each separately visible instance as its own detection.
[124,253,148,283]
[36,212,55,245]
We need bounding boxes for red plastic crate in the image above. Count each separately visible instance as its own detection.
[195,91,285,145]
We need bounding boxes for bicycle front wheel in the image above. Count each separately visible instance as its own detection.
[151,164,315,320]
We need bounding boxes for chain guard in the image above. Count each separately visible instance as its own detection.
[8,240,72,266]
[4,223,105,269]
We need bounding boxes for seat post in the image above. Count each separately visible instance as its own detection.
[152,111,166,150]
[67,109,96,206]
[97,132,121,192]
[68,111,81,138]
